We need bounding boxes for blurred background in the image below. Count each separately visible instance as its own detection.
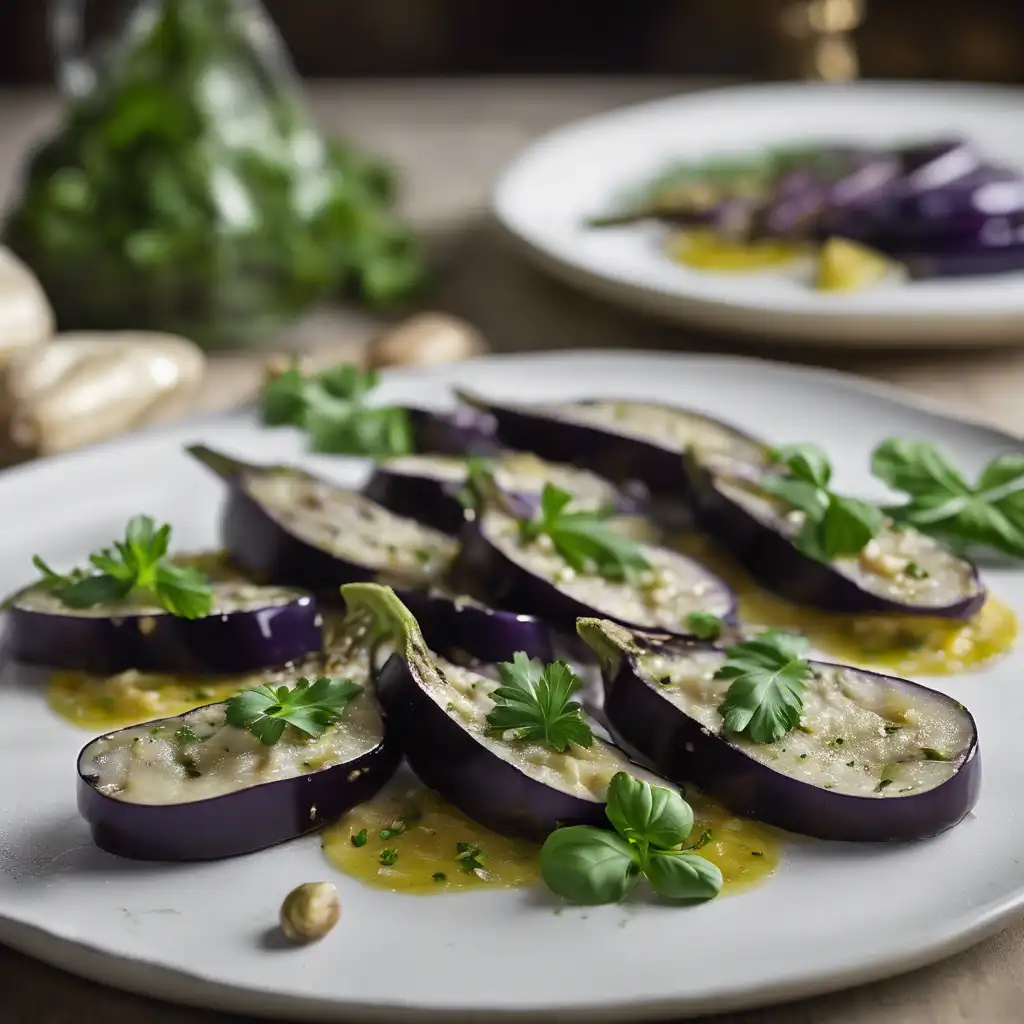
[1,0,1023,84]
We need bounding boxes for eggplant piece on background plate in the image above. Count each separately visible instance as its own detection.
[405,405,500,457]
[77,612,400,861]
[455,499,736,641]
[363,451,646,537]
[6,580,323,675]
[343,583,667,841]
[686,453,985,619]
[579,618,981,843]
[454,390,766,514]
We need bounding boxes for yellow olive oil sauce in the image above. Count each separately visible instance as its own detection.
[673,533,1017,676]
[322,780,779,897]
[667,230,808,273]
[48,670,242,731]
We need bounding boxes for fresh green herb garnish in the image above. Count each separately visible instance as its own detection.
[261,362,413,456]
[379,821,407,841]
[519,483,651,581]
[539,772,722,906]
[684,611,724,641]
[225,676,363,746]
[716,630,813,744]
[27,515,213,618]
[884,724,903,735]
[684,828,714,852]
[485,652,593,752]
[455,842,486,874]
[762,444,884,561]
[457,456,496,511]
[379,849,398,866]
[872,439,1024,558]
[351,829,368,848]
[921,748,951,762]
[904,562,929,580]
[173,726,200,746]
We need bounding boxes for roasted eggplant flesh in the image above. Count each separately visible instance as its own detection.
[243,468,458,586]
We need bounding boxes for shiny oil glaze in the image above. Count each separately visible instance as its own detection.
[322,780,780,896]
[673,533,1017,676]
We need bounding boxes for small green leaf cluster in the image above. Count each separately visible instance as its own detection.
[261,362,412,456]
[225,676,363,746]
[761,444,884,562]
[540,772,722,905]
[485,652,593,753]
[519,483,651,581]
[30,515,212,618]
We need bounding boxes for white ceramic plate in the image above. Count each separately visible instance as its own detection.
[1,351,1023,1022]
[492,82,1024,347]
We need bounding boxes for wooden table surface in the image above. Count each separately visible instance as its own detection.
[3,78,1024,1024]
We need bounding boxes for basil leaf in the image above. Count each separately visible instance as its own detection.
[539,826,639,905]
[807,496,886,561]
[56,574,134,608]
[605,772,693,850]
[644,851,723,901]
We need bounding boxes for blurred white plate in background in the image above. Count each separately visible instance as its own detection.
[492,82,1024,347]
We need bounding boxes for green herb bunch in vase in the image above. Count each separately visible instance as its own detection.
[4,0,427,347]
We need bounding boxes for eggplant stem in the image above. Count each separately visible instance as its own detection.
[340,583,430,661]
[575,618,637,679]
[185,444,254,481]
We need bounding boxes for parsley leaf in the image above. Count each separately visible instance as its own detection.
[519,483,651,581]
[27,516,213,618]
[872,439,1024,558]
[716,630,813,744]
[684,611,724,641]
[485,651,593,752]
[762,445,884,561]
[260,361,412,457]
[225,676,363,746]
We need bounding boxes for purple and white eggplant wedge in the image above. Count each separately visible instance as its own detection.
[343,583,666,841]
[686,453,986,619]
[7,580,323,675]
[363,451,642,536]
[579,618,981,842]
[77,620,399,861]
[455,501,736,639]
[454,390,765,509]
[189,445,457,599]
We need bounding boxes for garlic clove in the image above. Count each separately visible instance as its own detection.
[0,248,55,364]
[365,312,486,370]
[5,331,204,455]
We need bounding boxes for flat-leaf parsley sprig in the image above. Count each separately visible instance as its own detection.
[872,438,1024,559]
[716,629,813,744]
[485,651,593,753]
[540,772,722,905]
[28,515,213,618]
[519,483,651,582]
[261,361,412,457]
[226,676,364,746]
[761,444,884,562]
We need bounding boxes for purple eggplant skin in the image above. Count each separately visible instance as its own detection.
[454,390,764,510]
[363,459,468,535]
[397,586,555,665]
[407,405,501,457]
[685,453,985,619]
[579,619,981,843]
[6,584,322,676]
[454,507,737,638]
[189,445,375,598]
[902,244,1024,280]
[342,583,614,841]
[77,704,400,862]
